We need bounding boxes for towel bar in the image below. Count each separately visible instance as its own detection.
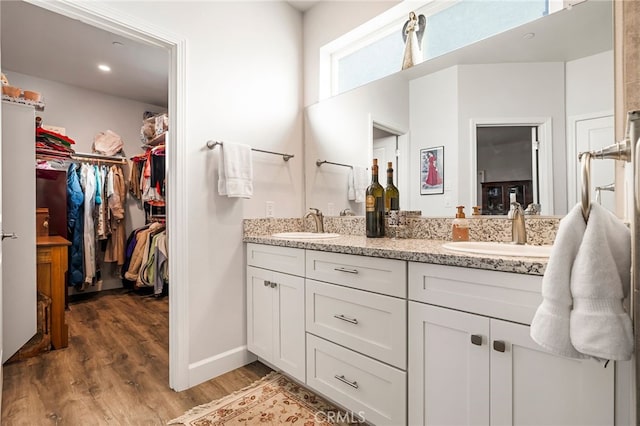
[206,140,294,161]
[316,159,353,169]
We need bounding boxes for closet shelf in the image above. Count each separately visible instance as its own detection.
[2,94,45,111]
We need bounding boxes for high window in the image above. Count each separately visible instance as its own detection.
[324,0,552,98]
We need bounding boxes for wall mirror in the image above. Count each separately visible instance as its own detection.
[304,0,613,217]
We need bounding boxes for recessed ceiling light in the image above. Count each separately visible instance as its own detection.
[522,32,535,40]
[98,64,111,72]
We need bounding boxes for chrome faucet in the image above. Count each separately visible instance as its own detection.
[304,208,324,233]
[508,201,526,244]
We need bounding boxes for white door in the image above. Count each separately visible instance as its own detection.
[490,319,614,426]
[2,102,36,363]
[570,114,615,212]
[272,271,304,382]
[246,266,274,362]
[408,302,490,426]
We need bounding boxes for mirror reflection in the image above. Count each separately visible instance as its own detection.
[305,0,613,217]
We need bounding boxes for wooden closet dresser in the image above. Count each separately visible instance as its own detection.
[36,235,71,349]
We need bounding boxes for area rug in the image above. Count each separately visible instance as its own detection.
[168,371,362,425]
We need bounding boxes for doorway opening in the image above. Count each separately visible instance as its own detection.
[476,126,536,215]
[1,0,188,390]
[470,117,553,216]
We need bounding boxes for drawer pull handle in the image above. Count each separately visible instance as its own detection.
[334,314,358,325]
[334,267,359,274]
[493,340,506,353]
[470,334,483,346]
[334,374,359,389]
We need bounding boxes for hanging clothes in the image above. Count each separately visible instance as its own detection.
[66,163,84,287]
[124,222,164,282]
[80,164,97,286]
[104,165,127,267]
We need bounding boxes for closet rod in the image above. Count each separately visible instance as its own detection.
[316,159,353,169]
[206,140,294,161]
[71,152,127,165]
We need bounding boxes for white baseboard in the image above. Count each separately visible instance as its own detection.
[187,345,257,388]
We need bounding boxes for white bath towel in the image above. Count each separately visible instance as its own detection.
[354,166,368,203]
[569,202,633,361]
[217,142,253,198]
[530,203,588,359]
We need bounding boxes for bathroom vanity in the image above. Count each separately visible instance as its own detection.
[245,232,625,426]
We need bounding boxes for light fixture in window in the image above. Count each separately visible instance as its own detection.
[98,64,111,72]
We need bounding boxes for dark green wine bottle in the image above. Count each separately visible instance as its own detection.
[366,159,385,238]
[385,161,399,214]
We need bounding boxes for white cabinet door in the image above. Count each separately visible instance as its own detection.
[408,302,490,426]
[246,265,305,383]
[272,270,305,383]
[2,102,36,362]
[490,319,615,426]
[247,266,275,361]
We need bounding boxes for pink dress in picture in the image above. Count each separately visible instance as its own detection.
[426,153,442,186]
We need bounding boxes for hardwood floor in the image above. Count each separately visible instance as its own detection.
[1,289,272,425]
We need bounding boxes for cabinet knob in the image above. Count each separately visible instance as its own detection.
[264,280,271,287]
[493,340,506,352]
[470,334,483,346]
[270,282,277,288]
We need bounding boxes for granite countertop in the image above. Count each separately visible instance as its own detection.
[243,234,548,276]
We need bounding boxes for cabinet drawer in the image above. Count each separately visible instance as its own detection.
[246,243,305,277]
[409,262,542,325]
[306,279,406,369]
[306,334,406,426]
[306,250,406,298]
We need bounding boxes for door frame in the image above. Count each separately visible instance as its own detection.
[469,117,553,215]
[22,0,190,391]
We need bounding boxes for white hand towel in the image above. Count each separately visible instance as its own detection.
[530,204,588,359]
[570,202,633,361]
[217,142,253,198]
[347,168,356,201]
[354,166,368,203]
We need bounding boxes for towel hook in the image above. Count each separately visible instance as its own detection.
[580,151,592,221]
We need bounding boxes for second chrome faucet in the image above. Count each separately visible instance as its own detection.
[508,201,526,244]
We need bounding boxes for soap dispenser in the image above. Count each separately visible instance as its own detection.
[452,206,470,242]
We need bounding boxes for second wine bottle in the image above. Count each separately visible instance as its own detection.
[366,158,385,238]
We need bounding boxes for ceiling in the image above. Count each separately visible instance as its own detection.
[0,2,319,108]
[1,1,170,108]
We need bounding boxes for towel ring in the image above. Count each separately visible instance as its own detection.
[580,151,592,221]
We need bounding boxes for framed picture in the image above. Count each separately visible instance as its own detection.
[420,146,444,195]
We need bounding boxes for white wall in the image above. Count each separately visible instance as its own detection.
[566,50,614,118]
[94,0,303,387]
[409,66,459,216]
[303,1,399,107]
[457,62,566,214]
[408,62,566,216]
[305,71,409,215]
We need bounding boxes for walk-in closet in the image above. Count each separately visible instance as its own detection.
[0,0,170,374]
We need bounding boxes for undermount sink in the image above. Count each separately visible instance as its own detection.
[442,241,552,258]
[271,232,341,240]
